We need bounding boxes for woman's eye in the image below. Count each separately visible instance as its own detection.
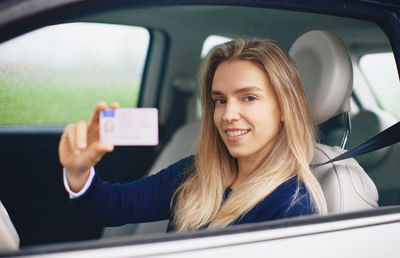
[214,99,226,105]
[243,96,257,102]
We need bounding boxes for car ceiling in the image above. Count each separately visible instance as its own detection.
[76,5,389,52]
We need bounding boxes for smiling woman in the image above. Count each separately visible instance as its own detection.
[171,38,327,230]
[59,38,326,234]
[211,60,282,166]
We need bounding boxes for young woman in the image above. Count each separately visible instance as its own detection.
[59,38,327,231]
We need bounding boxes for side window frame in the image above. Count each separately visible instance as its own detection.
[139,29,169,109]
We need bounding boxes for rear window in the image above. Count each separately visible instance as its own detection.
[0,22,149,125]
[359,52,400,120]
[201,35,231,58]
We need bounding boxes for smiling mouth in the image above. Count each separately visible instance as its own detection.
[225,129,250,137]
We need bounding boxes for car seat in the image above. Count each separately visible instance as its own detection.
[289,30,378,212]
[103,30,378,237]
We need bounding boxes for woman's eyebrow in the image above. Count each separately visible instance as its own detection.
[211,86,263,96]
[233,86,263,94]
[211,90,224,96]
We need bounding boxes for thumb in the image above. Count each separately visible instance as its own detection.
[89,142,114,164]
[75,142,114,170]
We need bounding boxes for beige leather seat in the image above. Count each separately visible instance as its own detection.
[103,30,378,237]
[289,30,378,212]
[313,144,378,212]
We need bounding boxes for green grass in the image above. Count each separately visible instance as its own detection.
[0,70,141,125]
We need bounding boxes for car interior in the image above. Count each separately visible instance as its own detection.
[0,2,399,254]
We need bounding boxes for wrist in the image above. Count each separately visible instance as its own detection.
[65,167,91,193]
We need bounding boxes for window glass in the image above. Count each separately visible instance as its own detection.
[359,53,400,120]
[0,22,149,125]
[201,35,232,58]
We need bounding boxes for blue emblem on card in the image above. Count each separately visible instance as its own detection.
[102,110,115,117]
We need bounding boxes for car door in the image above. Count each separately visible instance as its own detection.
[0,1,166,246]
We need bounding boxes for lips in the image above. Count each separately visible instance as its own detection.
[225,129,249,136]
[224,128,250,142]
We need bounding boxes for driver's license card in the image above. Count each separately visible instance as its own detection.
[99,108,158,146]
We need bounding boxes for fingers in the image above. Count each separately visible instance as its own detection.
[89,101,108,125]
[64,123,77,155]
[62,123,84,156]
[109,102,120,109]
[88,142,114,163]
[60,102,119,172]
[88,101,120,125]
[75,120,87,150]
[96,143,114,154]
[80,142,114,167]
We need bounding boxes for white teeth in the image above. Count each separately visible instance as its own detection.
[226,130,248,136]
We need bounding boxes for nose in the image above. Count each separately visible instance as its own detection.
[222,101,240,122]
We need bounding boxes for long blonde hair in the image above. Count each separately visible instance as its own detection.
[172,38,327,231]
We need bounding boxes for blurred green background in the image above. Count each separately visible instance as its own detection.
[0,69,140,125]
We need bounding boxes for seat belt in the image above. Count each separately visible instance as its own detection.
[311,121,400,168]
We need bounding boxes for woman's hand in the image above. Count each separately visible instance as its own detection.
[59,101,119,192]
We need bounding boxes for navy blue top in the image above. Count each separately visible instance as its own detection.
[72,156,315,230]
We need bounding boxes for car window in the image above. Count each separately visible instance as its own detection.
[359,52,400,120]
[196,34,232,118]
[200,35,232,58]
[0,22,149,125]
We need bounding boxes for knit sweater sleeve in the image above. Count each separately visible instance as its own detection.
[70,156,193,227]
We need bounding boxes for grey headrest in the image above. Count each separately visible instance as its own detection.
[289,30,353,124]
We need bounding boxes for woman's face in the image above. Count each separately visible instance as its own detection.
[212,59,283,163]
